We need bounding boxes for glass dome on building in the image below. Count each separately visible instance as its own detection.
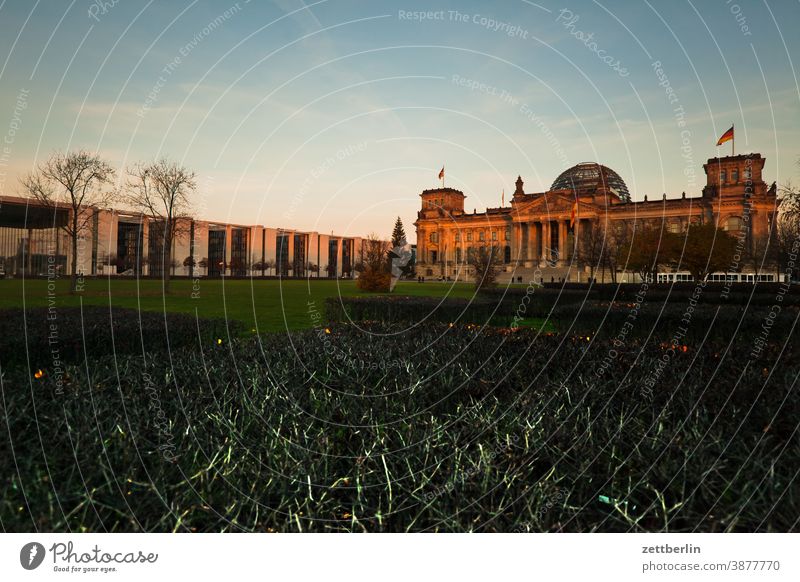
[550,162,630,201]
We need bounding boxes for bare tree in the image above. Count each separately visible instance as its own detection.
[183,255,197,277]
[776,198,800,279]
[468,245,502,290]
[746,231,778,279]
[625,224,678,283]
[125,159,196,292]
[671,223,737,283]
[19,150,115,292]
[775,161,800,279]
[605,221,633,283]
[362,233,391,271]
[578,220,609,281]
[356,233,391,291]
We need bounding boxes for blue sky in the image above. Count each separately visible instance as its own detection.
[0,0,798,241]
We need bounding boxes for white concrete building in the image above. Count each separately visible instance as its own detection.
[0,195,366,279]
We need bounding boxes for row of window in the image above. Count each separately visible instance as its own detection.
[719,166,752,184]
[429,245,513,264]
[615,216,747,235]
[428,229,512,243]
[429,216,753,245]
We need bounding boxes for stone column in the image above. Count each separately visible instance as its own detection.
[514,223,523,264]
[526,222,536,266]
[540,221,549,265]
[559,220,568,265]
[336,237,344,277]
[441,229,448,276]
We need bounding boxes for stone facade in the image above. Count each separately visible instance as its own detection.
[414,154,778,282]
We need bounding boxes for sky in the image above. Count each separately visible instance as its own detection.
[0,0,798,242]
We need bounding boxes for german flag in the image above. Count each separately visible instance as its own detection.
[438,166,445,180]
[570,201,578,229]
[716,125,734,146]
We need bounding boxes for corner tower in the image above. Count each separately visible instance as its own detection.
[419,187,465,216]
[703,153,767,198]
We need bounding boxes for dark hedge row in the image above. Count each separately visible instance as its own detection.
[328,288,800,336]
[326,289,595,326]
[0,307,242,367]
[480,287,596,315]
[2,322,797,532]
[552,301,799,342]
[325,295,508,326]
[552,282,800,306]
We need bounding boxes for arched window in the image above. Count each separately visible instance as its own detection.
[454,231,460,242]
[479,231,485,241]
[466,231,473,242]
[744,166,752,179]
[720,170,727,183]
[668,221,681,234]
[491,231,497,241]
[732,169,739,182]
[724,216,744,232]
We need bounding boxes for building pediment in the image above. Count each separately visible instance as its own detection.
[513,193,596,219]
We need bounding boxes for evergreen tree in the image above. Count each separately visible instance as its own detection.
[391,216,407,247]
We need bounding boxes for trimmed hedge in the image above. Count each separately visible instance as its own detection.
[327,289,599,327]
[553,282,800,305]
[553,300,799,342]
[479,287,597,316]
[0,307,242,367]
[325,295,508,325]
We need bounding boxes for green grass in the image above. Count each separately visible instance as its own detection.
[0,278,484,333]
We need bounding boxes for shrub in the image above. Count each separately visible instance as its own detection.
[355,267,391,292]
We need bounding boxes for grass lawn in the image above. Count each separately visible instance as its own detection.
[0,277,496,333]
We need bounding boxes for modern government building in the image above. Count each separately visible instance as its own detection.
[415,153,780,283]
[0,194,367,279]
